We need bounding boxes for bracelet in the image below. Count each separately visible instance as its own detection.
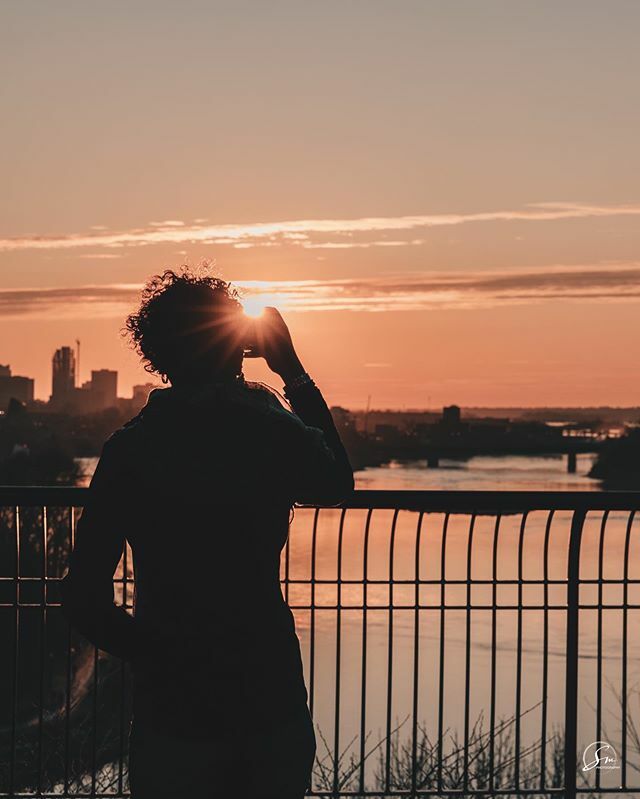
[283,372,314,396]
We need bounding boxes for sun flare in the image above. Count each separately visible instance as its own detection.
[241,297,268,318]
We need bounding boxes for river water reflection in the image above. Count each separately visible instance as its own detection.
[285,455,639,789]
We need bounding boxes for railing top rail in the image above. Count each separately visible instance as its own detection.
[1,485,640,512]
[331,489,640,512]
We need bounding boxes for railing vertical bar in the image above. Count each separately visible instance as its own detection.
[514,511,529,792]
[91,620,99,788]
[9,505,20,798]
[384,509,400,792]
[489,513,502,794]
[564,508,586,799]
[37,505,48,795]
[621,510,635,790]
[309,508,320,722]
[358,508,373,795]
[64,505,75,796]
[540,509,555,792]
[118,541,129,795]
[411,512,425,797]
[436,512,450,793]
[462,513,477,794]
[595,510,609,792]
[332,508,347,798]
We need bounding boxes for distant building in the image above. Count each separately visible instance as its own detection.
[49,347,120,414]
[442,405,462,427]
[132,383,157,408]
[89,369,118,410]
[74,370,119,413]
[51,347,76,408]
[331,406,356,432]
[0,365,35,411]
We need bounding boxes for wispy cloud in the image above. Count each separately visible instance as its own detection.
[0,284,141,320]
[75,253,123,260]
[300,239,425,249]
[2,264,640,319]
[1,202,640,252]
[240,264,640,312]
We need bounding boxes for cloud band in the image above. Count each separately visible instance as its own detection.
[2,264,640,319]
[1,202,640,252]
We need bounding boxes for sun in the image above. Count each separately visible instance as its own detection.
[241,297,268,318]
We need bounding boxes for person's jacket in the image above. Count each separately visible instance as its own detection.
[60,377,353,737]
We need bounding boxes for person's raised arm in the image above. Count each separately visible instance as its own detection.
[255,307,354,503]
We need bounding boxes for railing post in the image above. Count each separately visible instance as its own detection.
[564,509,585,799]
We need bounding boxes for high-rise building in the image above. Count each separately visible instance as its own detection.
[0,365,35,411]
[48,348,120,414]
[51,347,76,407]
[89,369,118,410]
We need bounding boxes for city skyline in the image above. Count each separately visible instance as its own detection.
[5,343,640,416]
[3,2,640,407]
[0,344,158,414]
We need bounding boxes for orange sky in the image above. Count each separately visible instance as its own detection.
[2,2,640,408]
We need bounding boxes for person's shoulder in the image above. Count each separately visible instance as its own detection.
[230,382,312,448]
[100,413,144,457]
[240,381,283,407]
[237,382,292,418]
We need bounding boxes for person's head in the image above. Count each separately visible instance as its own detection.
[125,269,245,385]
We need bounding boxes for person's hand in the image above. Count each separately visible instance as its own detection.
[251,307,305,383]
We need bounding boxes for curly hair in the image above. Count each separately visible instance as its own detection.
[125,268,243,380]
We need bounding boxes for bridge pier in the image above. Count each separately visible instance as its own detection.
[427,454,440,468]
[567,451,577,473]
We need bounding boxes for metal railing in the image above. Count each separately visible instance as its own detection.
[1,487,640,797]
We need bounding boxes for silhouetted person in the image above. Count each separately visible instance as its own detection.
[61,270,354,798]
